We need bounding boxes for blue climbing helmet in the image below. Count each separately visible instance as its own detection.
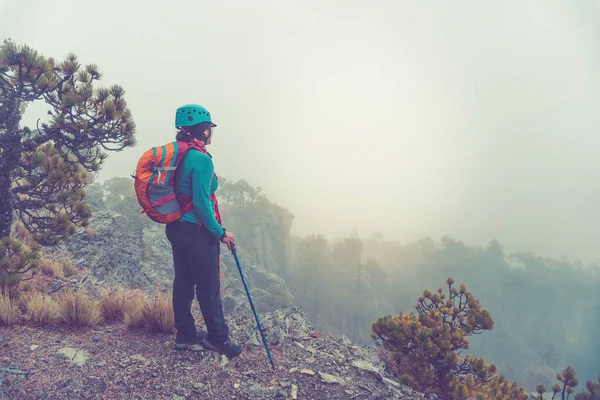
[175,104,217,128]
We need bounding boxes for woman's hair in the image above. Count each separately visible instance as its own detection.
[176,122,214,142]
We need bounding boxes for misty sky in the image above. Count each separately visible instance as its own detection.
[3,0,600,264]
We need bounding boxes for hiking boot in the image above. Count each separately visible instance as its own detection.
[202,338,242,358]
[174,331,207,350]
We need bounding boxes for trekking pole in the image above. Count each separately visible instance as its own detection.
[230,244,275,370]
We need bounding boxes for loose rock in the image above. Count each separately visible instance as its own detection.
[319,372,346,385]
[291,384,298,399]
[57,347,89,366]
[300,369,315,376]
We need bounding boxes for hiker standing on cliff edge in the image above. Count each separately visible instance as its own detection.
[165,103,242,358]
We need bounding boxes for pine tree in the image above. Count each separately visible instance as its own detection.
[557,366,579,400]
[553,384,563,400]
[0,39,135,242]
[0,39,135,290]
[544,367,599,400]
[371,278,526,399]
[537,384,547,400]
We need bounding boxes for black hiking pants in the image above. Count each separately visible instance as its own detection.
[166,221,229,344]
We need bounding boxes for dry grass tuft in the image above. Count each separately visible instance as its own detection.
[142,290,175,334]
[57,288,102,327]
[0,292,20,325]
[122,289,174,333]
[39,258,63,277]
[123,289,149,329]
[60,258,79,277]
[26,292,57,325]
[100,286,128,321]
[39,257,78,278]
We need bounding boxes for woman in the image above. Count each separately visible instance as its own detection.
[166,103,241,358]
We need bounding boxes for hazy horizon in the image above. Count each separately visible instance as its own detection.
[4,0,600,264]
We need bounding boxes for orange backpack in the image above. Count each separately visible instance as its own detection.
[133,141,199,223]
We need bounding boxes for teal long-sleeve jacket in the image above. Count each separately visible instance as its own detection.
[174,149,224,239]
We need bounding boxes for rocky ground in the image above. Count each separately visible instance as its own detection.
[1,212,433,399]
[1,307,432,400]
